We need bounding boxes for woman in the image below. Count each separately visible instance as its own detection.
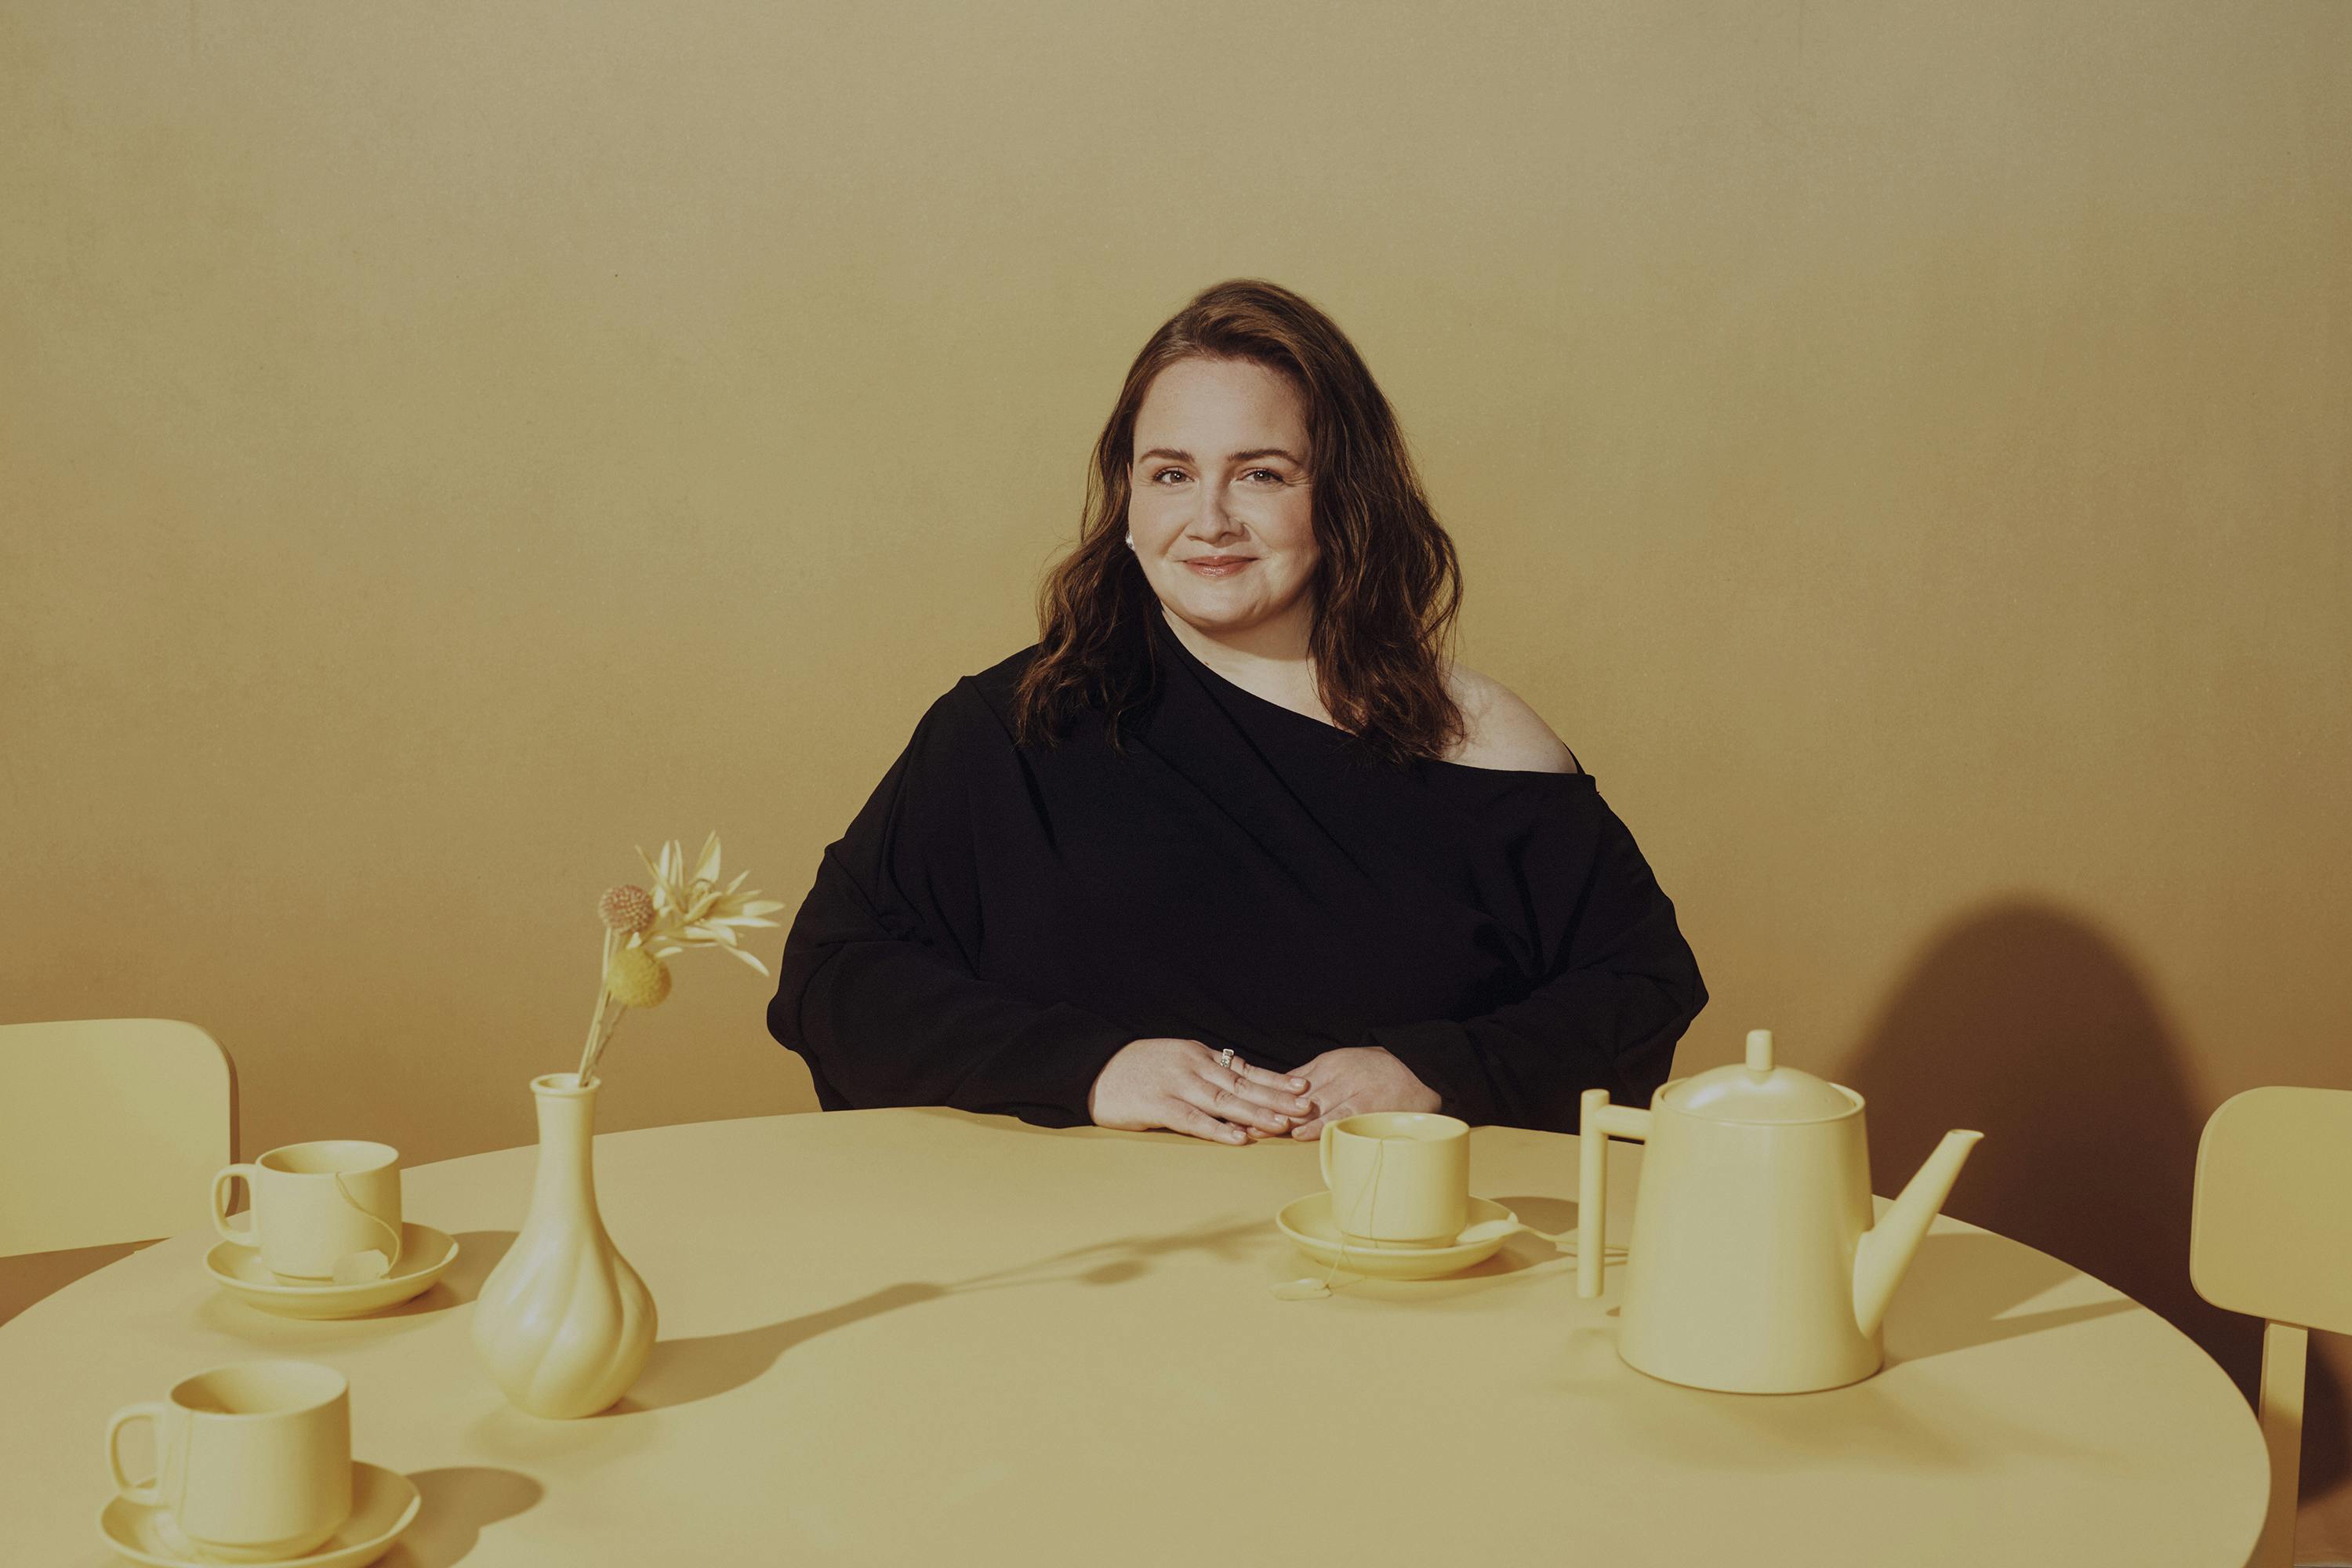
[768,278,1707,1142]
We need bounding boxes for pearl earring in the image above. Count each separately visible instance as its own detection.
[1125,533,1135,549]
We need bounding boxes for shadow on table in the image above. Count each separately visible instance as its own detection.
[625,1215,1271,1412]
[626,1282,948,1409]
[1884,1230,2135,1363]
[1588,1337,2102,1475]
[0,1236,162,1328]
[1845,898,2346,1491]
[376,1465,541,1567]
[423,1229,518,1306]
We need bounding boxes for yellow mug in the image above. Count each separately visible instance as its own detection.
[212,1140,403,1280]
[105,1359,353,1563]
[1319,1111,1472,1247]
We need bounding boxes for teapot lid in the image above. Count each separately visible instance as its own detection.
[1659,1029,1857,1123]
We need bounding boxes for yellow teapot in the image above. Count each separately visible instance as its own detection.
[1577,1028,1983,1393]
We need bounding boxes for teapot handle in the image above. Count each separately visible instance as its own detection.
[1577,1088,1652,1299]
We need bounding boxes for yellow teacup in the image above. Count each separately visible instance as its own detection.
[1319,1112,1472,1247]
[212,1140,403,1281]
[106,1359,354,1563]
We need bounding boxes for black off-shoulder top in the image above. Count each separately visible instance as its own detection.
[767,608,1708,1132]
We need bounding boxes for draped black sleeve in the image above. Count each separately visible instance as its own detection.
[764,681,1138,1127]
[1356,786,1708,1132]
[768,611,1708,1133]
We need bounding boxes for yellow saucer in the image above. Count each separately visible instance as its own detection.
[204,1223,458,1319]
[1276,1193,1519,1279]
[100,1459,419,1568]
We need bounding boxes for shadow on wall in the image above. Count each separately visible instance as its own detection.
[1844,898,2347,1504]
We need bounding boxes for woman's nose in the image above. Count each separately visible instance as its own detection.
[1191,489,1245,542]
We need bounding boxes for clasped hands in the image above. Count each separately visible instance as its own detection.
[1086,1036,1440,1145]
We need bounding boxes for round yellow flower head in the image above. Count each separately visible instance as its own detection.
[599,884,655,934]
[604,946,672,1009]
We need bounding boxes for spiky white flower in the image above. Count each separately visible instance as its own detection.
[633,831,786,975]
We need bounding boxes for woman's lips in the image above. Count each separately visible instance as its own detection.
[1185,557,1257,577]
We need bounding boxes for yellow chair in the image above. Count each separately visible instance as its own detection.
[2189,1085,2352,1568]
[0,1018,237,1258]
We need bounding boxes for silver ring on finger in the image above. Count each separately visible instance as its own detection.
[1217,1047,1235,1070]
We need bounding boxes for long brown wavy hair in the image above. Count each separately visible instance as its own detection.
[1010,278,1468,769]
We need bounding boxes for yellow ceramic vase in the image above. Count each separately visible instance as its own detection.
[470,1072,656,1418]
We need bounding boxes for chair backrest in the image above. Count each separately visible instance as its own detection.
[2190,1084,2352,1334]
[2189,1083,2352,1568]
[0,1018,236,1258]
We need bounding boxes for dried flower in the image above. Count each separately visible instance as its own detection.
[574,832,782,1087]
[598,884,655,934]
[603,946,672,1009]
[634,832,786,975]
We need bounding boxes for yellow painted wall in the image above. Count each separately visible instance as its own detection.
[5,0,2346,1552]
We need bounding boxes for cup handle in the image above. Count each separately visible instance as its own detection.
[1319,1120,1335,1190]
[212,1163,260,1246]
[105,1402,169,1506]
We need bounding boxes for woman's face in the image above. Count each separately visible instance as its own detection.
[1127,357,1319,642]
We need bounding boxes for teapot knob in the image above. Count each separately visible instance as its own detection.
[1746,1028,1774,1074]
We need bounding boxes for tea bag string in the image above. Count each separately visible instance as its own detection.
[1272,1135,1388,1300]
[1323,1134,1388,1290]
[332,1171,403,1269]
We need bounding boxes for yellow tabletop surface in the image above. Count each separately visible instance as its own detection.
[0,1107,2269,1566]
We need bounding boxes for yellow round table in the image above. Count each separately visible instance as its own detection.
[0,1107,2270,1565]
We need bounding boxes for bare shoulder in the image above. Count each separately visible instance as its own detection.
[1441,664,1583,774]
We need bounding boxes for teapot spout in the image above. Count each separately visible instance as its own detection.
[1852,1128,1984,1340]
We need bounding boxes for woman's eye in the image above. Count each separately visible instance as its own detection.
[1147,466,1282,485]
